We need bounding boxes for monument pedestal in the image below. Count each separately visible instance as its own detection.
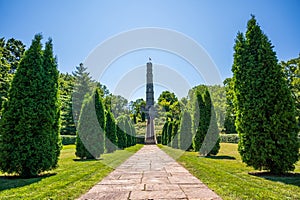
[145,118,157,144]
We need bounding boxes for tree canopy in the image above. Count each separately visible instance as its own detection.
[232,16,299,174]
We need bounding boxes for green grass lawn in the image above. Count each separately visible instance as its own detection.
[0,144,143,200]
[159,143,300,200]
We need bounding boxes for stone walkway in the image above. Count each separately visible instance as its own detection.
[78,145,221,200]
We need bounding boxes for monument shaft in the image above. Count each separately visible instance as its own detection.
[145,61,157,144]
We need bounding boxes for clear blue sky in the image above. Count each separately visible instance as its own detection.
[1,0,299,100]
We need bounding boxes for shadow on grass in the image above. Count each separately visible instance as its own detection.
[205,155,236,160]
[0,173,56,191]
[73,158,103,162]
[249,172,300,187]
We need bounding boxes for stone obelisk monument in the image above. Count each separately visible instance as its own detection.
[145,58,157,144]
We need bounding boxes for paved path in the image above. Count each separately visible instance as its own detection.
[78,145,221,200]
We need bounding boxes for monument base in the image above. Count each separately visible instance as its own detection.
[145,118,157,144]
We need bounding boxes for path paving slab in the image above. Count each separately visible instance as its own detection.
[78,145,222,200]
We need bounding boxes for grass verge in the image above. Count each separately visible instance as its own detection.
[158,143,300,200]
[0,144,143,200]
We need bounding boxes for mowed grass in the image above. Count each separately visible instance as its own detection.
[159,143,300,200]
[0,144,143,200]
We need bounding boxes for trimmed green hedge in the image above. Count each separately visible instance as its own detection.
[63,134,242,145]
[220,134,239,144]
[61,135,163,145]
[61,135,76,145]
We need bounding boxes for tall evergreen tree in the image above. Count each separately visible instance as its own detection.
[42,38,62,167]
[130,121,137,146]
[167,121,173,146]
[179,110,193,150]
[161,121,168,145]
[223,78,237,134]
[171,120,179,149]
[200,90,220,156]
[76,91,104,159]
[94,88,105,155]
[72,63,93,126]
[193,89,220,155]
[233,16,299,174]
[124,116,132,147]
[59,73,76,135]
[0,34,60,177]
[193,91,206,152]
[105,110,117,153]
[116,117,127,149]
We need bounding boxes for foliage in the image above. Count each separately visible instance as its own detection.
[116,117,127,149]
[167,121,173,146]
[119,115,137,147]
[193,90,206,152]
[219,134,239,144]
[95,88,106,131]
[0,34,61,177]
[0,47,11,116]
[123,115,132,147]
[59,73,108,136]
[72,63,93,126]
[200,90,220,156]
[75,90,104,159]
[95,81,110,98]
[223,78,237,134]
[0,37,25,114]
[232,15,299,174]
[0,37,26,73]
[105,110,117,153]
[179,110,193,150]
[59,73,76,135]
[106,94,128,118]
[207,85,226,129]
[192,89,220,155]
[42,38,62,168]
[61,135,76,145]
[158,91,178,106]
[158,91,180,120]
[161,121,168,145]
[188,85,226,131]
[141,111,146,122]
[281,55,300,124]
[94,88,106,154]
[171,120,179,149]
[129,98,146,123]
[130,121,137,146]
